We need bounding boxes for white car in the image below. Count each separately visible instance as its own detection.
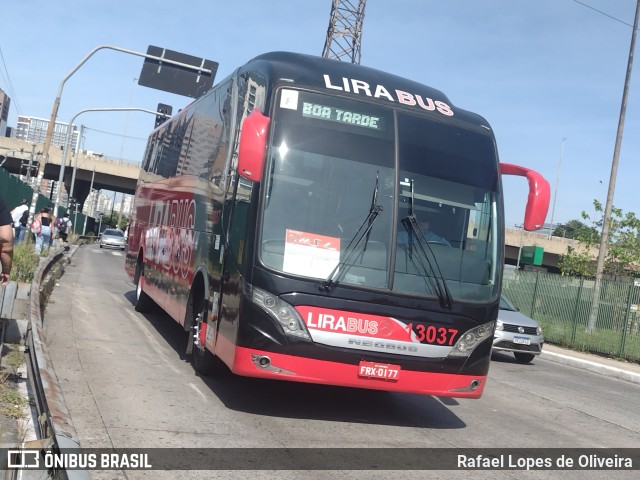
[99,229,126,250]
[493,294,544,363]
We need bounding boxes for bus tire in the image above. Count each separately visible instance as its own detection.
[188,290,224,376]
[134,261,154,313]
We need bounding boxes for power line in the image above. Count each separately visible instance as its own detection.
[0,45,22,114]
[572,0,635,28]
[83,126,146,141]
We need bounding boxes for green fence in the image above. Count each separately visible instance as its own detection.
[503,271,640,362]
[1,167,91,235]
[0,167,56,214]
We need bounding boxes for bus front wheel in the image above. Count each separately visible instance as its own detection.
[189,292,224,376]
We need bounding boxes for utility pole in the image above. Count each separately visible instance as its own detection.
[516,224,526,270]
[587,0,640,333]
[25,144,36,184]
[82,166,95,235]
[322,0,367,64]
[117,194,127,230]
[68,124,85,206]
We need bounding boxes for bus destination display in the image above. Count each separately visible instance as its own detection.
[302,102,384,131]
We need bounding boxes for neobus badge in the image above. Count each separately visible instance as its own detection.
[322,74,454,117]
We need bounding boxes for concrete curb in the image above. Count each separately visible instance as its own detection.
[540,349,640,385]
[22,244,91,480]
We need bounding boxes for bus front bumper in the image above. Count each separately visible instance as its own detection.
[227,342,487,398]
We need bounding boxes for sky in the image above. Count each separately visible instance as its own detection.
[1,0,639,229]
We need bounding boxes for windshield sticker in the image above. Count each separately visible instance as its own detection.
[283,229,340,278]
[280,89,299,110]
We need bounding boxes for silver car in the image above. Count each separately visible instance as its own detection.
[99,228,126,250]
[493,294,544,363]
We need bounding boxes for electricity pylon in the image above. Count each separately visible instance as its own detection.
[322,0,367,64]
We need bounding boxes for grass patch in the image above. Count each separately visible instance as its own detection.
[0,384,27,418]
[2,349,24,379]
[0,347,27,419]
[9,241,41,283]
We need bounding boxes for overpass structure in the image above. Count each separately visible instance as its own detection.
[0,136,140,207]
[504,228,597,273]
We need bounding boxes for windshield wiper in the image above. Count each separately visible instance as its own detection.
[402,214,454,309]
[317,172,383,292]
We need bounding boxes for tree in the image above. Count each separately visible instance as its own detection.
[101,212,128,231]
[558,200,640,278]
[558,245,596,277]
[553,219,599,241]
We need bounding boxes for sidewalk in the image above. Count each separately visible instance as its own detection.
[541,343,640,385]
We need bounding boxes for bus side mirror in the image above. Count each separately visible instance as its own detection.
[500,163,550,231]
[237,109,270,182]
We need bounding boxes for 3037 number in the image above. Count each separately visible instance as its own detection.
[406,324,458,346]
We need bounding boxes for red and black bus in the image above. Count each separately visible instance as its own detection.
[125,51,549,398]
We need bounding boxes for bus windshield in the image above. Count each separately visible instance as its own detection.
[260,89,500,302]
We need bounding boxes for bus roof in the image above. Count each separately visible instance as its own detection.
[242,51,491,129]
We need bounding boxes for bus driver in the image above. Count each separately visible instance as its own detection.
[398,219,451,247]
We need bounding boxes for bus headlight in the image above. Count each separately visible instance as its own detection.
[251,286,311,340]
[447,321,495,358]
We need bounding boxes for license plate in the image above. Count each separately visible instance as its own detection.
[513,336,531,345]
[358,361,400,381]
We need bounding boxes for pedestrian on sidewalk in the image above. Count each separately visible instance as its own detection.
[0,193,14,285]
[56,213,72,247]
[33,207,53,255]
[10,198,29,244]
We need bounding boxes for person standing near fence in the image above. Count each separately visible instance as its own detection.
[0,193,14,285]
[33,207,53,255]
[10,198,29,244]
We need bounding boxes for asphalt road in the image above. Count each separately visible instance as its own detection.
[42,245,640,479]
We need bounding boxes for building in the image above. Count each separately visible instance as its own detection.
[95,191,113,216]
[0,88,10,137]
[83,189,99,216]
[111,194,134,217]
[14,115,79,151]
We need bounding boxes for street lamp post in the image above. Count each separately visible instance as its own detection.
[548,137,566,239]
[53,107,165,216]
[30,44,214,229]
